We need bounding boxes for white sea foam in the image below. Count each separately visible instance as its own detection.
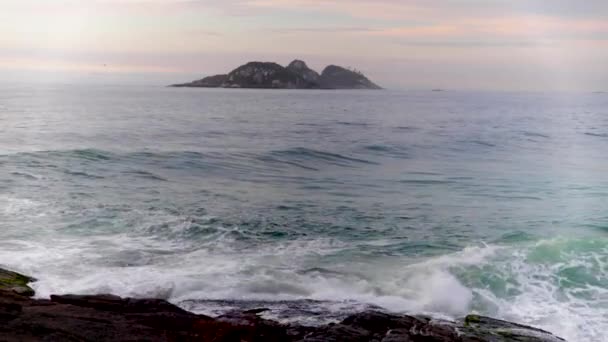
[0,195,40,216]
[6,234,491,318]
[1,209,605,342]
[466,238,608,342]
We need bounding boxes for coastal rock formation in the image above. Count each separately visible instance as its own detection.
[0,268,35,297]
[171,60,381,89]
[319,65,382,90]
[0,268,565,342]
[172,74,228,88]
[287,60,321,84]
[221,62,318,89]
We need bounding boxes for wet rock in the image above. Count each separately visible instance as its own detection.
[296,312,457,342]
[0,268,35,297]
[0,289,291,341]
[50,294,190,314]
[294,311,564,342]
[0,268,566,341]
[460,315,566,342]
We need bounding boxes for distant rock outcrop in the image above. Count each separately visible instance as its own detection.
[173,74,228,88]
[171,59,381,89]
[286,60,321,85]
[221,62,317,89]
[319,65,382,90]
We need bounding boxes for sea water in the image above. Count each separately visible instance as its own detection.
[1,84,607,341]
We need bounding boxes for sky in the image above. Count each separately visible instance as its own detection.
[1,0,608,91]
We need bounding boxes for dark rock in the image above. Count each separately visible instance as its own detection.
[172,74,228,87]
[0,268,36,297]
[171,59,381,89]
[0,289,292,342]
[297,322,372,342]
[319,65,382,90]
[50,294,191,314]
[293,311,565,342]
[244,308,272,314]
[460,315,566,342]
[221,61,317,89]
[0,268,566,341]
[297,312,458,342]
[287,60,321,85]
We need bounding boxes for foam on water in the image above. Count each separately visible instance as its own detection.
[0,226,481,319]
[0,195,40,216]
[464,238,608,342]
[3,87,608,342]
[1,177,605,342]
[3,231,605,341]
[1,200,606,342]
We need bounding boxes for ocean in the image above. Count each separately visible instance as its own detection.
[1,84,607,341]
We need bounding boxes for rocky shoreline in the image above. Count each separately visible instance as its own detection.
[0,268,565,341]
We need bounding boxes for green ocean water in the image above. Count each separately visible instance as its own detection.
[1,85,608,341]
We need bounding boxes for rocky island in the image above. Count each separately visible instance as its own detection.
[0,267,565,341]
[171,60,382,90]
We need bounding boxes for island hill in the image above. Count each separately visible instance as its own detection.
[171,60,382,90]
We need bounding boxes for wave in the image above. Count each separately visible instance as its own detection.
[360,144,409,158]
[122,170,168,182]
[3,149,118,164]
[265,147,378,167]
[0,195,42,216]
[393,126,417,131]
[3,148,379,179]
[584,132,608,138]
[334,121,370,127]
[10,172,38,180]
[69,148,114,161]
[64,170,105,179]
[522,131,550,139]
[399,179,455,186]
[468,140,496,147]
[461,238,608,342]
[34,149,117,161]
[0,233,605,341]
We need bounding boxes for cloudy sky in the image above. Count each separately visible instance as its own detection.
[1,0,608,90]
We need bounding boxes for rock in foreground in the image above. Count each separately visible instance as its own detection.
[0,268,565,341]
[0,292,564,341]
[0,268,35,297]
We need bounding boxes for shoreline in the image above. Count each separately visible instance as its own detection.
[0,267,565,341]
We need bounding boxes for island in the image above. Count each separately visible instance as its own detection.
[0,267,565,341]
[171,60,382,90]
